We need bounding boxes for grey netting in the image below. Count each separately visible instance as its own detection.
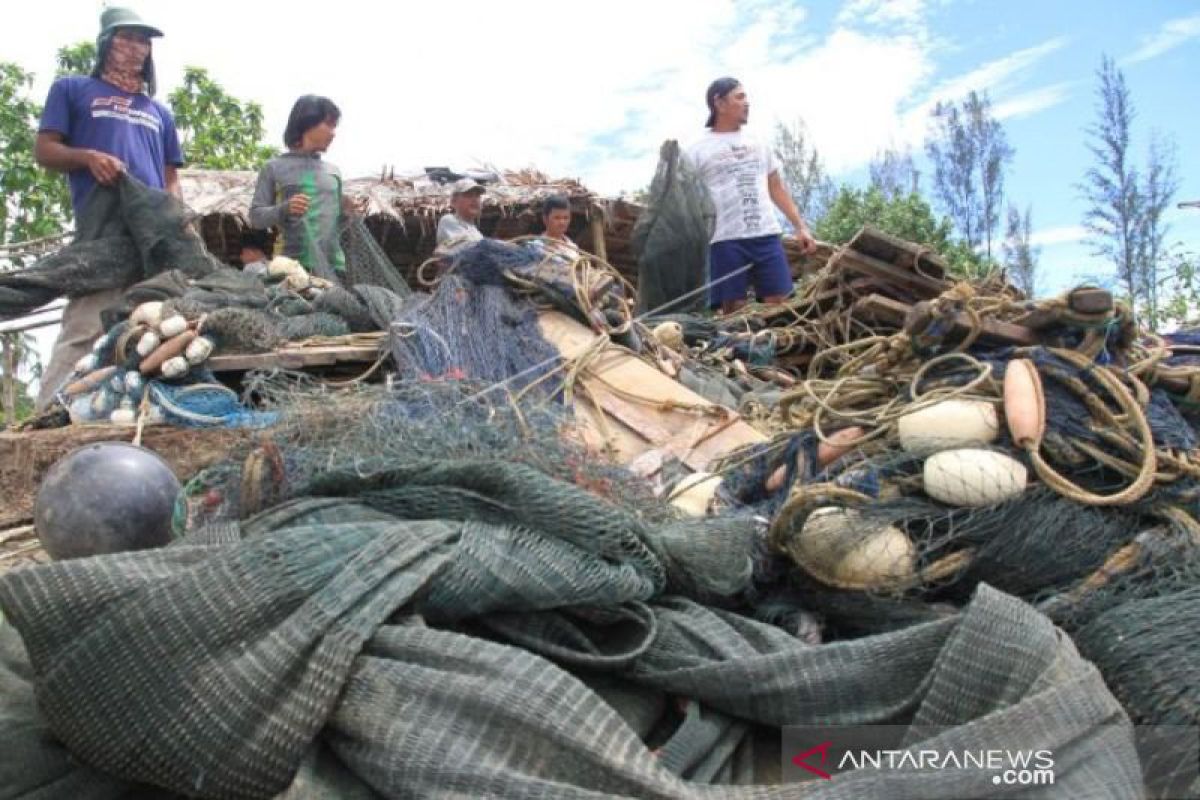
[631,139,714,314]
[0,529,1143,799]
[390,272,561,390]
[311,285,375,332]
[0,175,221,320]
[340,214,412,298]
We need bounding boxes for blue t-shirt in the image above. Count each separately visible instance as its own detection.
[39,75,184,216]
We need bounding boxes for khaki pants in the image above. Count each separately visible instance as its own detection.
[36,288,125,410]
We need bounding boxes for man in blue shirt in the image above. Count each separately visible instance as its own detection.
[33,7,184,408]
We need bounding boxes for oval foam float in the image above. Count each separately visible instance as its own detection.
[1004,359,1046,449]
[793,507,916,589]
[184,335,215,365]
[158,314,189,338]
[130,301,164,327]
[135,330,162,358]
[898,400,998,454]
[652,321,684,351]
[923,448,1027,507]
[160,356,190,380]
[818,426,866,467]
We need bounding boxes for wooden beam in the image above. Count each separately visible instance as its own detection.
[847,225,949,279]
[207,344,381,372]
[1013,288,1114,331]
[589,211,608,263]
[853,294,1038,347]
[835,249,949,300]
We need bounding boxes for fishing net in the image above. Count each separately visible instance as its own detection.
[631,139,713,314]
[390,273,561,392]
[0,175,221,320]
[0,373,1147,798]
[340,213,413,298]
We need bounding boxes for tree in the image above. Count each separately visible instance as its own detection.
[868,147,920,199]
[773,119,835,223]
[1155,248,1200,330]
[814,184,994,279]
[1001,204,1039,297]
[1080,56,1142,311]
[56,41,95,76]
[1,331,41,425]
[925,91,1014,259]
[0,62,73,253]
[168,67,275,170]
[1135,132,1179,329]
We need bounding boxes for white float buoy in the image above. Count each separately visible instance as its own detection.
[184,335,215,365]
[160,356,190,380]
[130,301,164,327]
[135,330,162,358]
[794,507,916,589]
[898,399,999,454]
[158,314,189,338]
[923,448,1027,507]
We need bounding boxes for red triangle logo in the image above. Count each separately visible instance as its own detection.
[792,741,834,780]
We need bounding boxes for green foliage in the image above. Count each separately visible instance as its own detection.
[1,331,41,424]
[56,41,96,76]
[925,90,1014,259]
[773,119,835,221]
[868,148,920,199]
[0,62,72,254]
[1150,248,1199,332]
[1080,56,1180,332]
[1001,204,1039,297]
[814,185,995,280]
[168,67,275,170]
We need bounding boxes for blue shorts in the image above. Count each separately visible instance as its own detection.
[708,235,793,306]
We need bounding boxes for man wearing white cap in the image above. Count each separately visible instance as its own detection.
[435,178,486,255]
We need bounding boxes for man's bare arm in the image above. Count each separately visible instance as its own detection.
[164,164,181,197]
[767,171,816,254]
[34,131,124,185]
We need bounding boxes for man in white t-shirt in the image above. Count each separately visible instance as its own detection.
[685,77,817,313]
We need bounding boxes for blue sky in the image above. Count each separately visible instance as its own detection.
[3,0,1198,298]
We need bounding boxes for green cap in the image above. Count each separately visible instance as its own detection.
[99,7,164,38]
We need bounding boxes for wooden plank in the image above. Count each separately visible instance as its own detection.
[847,225,949,280]
[537,311,765,471]
[853,294,1038,347]
[208,344,381,372]
[1013,288,1115,331]
[835,249,949,300]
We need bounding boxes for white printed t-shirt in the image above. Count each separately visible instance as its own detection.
[685,129,782,244]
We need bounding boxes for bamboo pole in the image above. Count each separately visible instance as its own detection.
[2,333,15,427]
[589,208,607,263]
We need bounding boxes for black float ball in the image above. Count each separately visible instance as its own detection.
[34,442,181,560]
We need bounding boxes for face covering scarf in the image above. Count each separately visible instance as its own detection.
[102,35,150,93]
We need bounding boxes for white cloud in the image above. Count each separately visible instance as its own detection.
[0,1,1072,200]
[1029,225,1087,248]
[1123,13,1200,65]
[993,82,1073,120]
[837,0,927,28]
[920,37,1070,109]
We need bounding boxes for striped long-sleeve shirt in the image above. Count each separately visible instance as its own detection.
[249,151,345,272]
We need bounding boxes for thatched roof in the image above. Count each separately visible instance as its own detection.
[181,168,644,282]
[180,168,600,223]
